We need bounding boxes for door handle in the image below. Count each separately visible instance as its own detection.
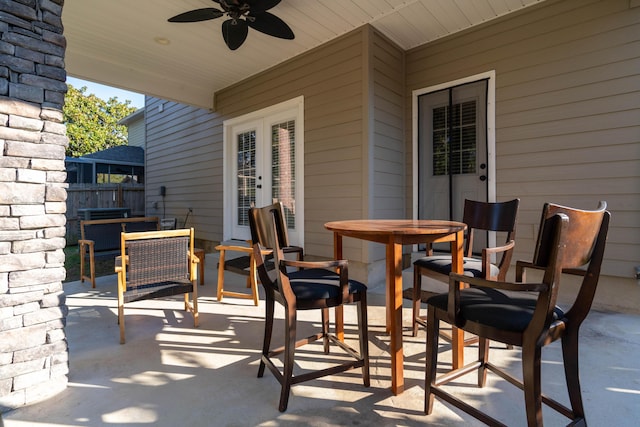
[479,163,487,181]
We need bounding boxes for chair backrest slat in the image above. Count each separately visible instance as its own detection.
[249,203,290,297]
[463,198,520,233]
[533,201,607,269]
[462,199,519,256]
[529,202,609,327]
[461,198,519,274]
[249,201,291,248]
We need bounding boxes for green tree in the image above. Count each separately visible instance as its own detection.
[63,84,138,157]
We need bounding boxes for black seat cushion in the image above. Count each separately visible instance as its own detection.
[414,255,500,278]
[219,254,252,274]
[287,268,366,301]
[427,287,564,332]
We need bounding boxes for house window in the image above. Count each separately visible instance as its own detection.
[94,164,143,184]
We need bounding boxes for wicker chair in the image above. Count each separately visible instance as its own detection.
[116,228,199,344]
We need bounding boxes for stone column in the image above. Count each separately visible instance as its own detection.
[0,0,69,410]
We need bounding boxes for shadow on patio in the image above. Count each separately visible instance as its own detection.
[3,252,639,426]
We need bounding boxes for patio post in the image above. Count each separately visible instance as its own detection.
[0,0,69,410]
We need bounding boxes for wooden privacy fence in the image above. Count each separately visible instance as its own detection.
[66,184,145,244]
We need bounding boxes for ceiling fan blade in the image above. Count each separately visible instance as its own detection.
[248,0,281,13]
[247,12,294,40]
[168,8,224,23]
[222,19,249,50]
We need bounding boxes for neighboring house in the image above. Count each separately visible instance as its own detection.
[66,107,146,184]
[117,108,146,149]
[141,0,639,313]
[65,145,145,185]
[64,110,147,242]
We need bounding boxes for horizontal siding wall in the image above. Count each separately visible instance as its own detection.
[371,29,405,219]
[405,0,640,280]
[369,29,406,262]
[127,119,145,148]
[216,29,368,262]
[144,97,223,248]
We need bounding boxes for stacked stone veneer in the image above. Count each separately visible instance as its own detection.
[0,0,69,410]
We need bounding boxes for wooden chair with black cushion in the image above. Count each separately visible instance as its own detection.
[215,240,260,305]
[423,202,609,426]
[250,202,369,412]
[216,203,303,306]
[116,228,199,344]
[409,198,520,337]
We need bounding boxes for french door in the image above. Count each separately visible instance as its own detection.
[224,97,304,245]
[413,72,495,251]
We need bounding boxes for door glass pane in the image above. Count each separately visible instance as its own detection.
[271,120,296,229]
[432,106,448,176]
[236,130,256,226]
[432,100,477,176]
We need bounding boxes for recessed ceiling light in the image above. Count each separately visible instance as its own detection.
[154,37,170,45]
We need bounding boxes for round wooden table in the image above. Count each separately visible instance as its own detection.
[324,219,467,395]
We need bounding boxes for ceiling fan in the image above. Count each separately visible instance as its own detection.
[168,0,295,51]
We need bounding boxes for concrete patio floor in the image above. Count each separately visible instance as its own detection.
[3,252,639,426]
